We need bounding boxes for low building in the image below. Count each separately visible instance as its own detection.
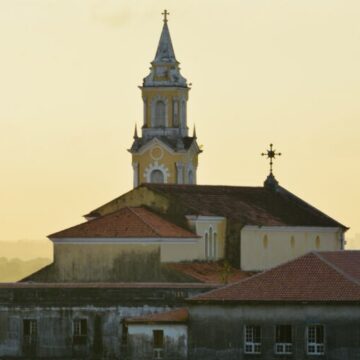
[187,251,360,360]
[125,308,188,360]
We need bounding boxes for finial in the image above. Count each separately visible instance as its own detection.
[133,124,138,139]
[162,9,170,23]
[193,125,197,139]
[261,143,281,175]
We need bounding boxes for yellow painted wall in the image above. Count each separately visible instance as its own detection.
[141,87,189,128]
[92,186,170,217]
[160,242,200,262]
[187,218,227,260]
[133,141,198,185]
[241,227,342,271]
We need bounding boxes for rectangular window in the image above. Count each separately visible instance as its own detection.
[73,319,87,345]
[23,319,37,346]
[153,329,164,359]
[307,325,325,355]
[275,325,292,354]
[244,325,261,354]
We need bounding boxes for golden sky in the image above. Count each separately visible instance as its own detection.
[1,0,360,249]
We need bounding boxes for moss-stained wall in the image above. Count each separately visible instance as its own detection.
[92,187,170,218]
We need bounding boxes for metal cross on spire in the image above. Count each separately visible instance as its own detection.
[162,9,170,23]
[261,144,282,175]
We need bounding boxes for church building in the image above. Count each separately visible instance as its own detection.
[0,11,353,360]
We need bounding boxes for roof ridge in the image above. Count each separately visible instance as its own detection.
[277,186,348,229]
[188,252,327,302]
[314,251,360,286]
[127,207,163,237]
[49,206,130,238]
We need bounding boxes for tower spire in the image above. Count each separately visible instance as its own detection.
[193,125,197,139]
[133,124,138,139]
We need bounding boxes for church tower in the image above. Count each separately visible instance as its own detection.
[129,11,201,187]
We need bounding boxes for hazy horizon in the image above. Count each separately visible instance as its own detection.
[1,1,360,254]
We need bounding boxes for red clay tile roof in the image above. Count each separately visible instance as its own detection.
[49,207,198,239]
[125,308,188,324]
[190,251,360,303]
[166,262,254,284]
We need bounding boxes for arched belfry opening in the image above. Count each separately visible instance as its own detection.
[154,100,166,127]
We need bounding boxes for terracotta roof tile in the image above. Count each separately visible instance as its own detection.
[49,207,198,239]
[166,262,253,284]
[190,251,360,303]
[125,308,188,324]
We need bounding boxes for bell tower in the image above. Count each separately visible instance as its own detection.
[129,11,201,187]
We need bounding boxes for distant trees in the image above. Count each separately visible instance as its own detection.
[0,257,51,282]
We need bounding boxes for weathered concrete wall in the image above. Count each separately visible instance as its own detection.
[0,285,215,359]
[0,305,170,359]
[128,324,187,360]
[25,244,197,283]
[188,303,360,360]
[241,226,342,271]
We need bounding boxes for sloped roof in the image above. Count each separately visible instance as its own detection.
[154,22,177,64]
[125,308,188,324]
[166,262,254,284]
[139,184,347,228]
[190,251,360,303]
[49,207,198,239]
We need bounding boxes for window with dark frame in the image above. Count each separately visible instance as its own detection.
[73,319,87,345]
[23,319,37,346]
[307,325,325,355]
[153,329,164,360]
[275,325,292,354]
[244,325,261,354]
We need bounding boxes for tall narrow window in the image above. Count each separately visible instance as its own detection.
[213,233,217,259]
[150,169,164,184]
[209,227,213,260]
[23,319,37,346]
[73,319,87,345]
[307,325,324,355]
[153,329,164,359]
[244,325,261,354]
[315,236,321,249]
[263,235,268,249]
[173,100,179,126]
[290,236,295,249]
[188,170,194,184]
[275,325,292,354]
[154,100,166,127]
[205,233,209,260]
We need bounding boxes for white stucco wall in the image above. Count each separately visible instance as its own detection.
[127,323,188,359]
[241,226,343,271]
